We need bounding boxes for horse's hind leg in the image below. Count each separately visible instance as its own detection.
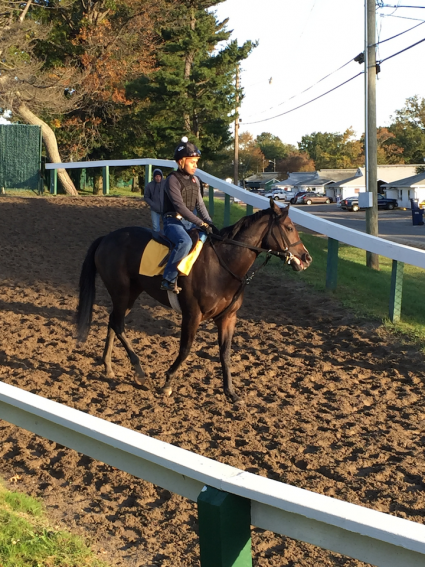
[107,284,146,385]
[103,325,116,378]
[215,312,239,403]
[163,313,201,397]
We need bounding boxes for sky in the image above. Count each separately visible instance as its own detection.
[214,0,425,147]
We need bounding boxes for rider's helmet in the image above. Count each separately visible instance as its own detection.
[173,136,201,161]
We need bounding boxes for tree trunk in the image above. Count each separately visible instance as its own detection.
[131,177,139,193]
[93,173,103,195]
[16,103,79,196]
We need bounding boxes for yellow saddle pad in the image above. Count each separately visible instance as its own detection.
[139,238,204,277]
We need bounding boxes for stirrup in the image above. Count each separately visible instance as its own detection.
[160,279,182,294]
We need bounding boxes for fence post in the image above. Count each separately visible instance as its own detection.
[145,164,152,187]
[197,486,252,567]
[246,204,253,215]
[49,169,57,195]
[102,166,110,195]
[389,260,404,323]
[326,238,339,290]
[224,193,231,227]
[209,186,215,219]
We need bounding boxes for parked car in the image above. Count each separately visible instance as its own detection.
[264,188,287,201]
[296,191,332,205]
[340,194,398,212]
[289,191,307,204]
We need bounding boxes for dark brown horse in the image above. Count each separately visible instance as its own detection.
[76,199,312,402]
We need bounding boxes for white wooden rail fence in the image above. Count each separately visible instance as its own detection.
[1,381,425,566]
[45,158,425,270]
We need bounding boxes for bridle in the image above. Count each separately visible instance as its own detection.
[208,208,303,320]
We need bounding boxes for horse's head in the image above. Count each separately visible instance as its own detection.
[264,198,312,271]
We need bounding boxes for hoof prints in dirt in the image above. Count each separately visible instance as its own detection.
[1,196,425,567]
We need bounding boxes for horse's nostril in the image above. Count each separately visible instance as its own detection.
[303,253,312,264]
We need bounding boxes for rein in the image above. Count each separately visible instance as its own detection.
[210,210,301,321]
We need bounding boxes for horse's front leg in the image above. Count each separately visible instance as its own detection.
[215,312,239,403]
[163,313,201,397]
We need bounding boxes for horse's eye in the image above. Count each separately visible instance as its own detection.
[285,225,293,232]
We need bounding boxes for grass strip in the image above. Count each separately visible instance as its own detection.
[0,480,109,567]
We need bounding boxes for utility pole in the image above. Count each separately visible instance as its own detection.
[233,64,240,186]
[365,0,379,269]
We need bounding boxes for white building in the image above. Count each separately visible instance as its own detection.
[382,171,425,209]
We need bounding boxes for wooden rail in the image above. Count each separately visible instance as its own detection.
[1,381,425,566]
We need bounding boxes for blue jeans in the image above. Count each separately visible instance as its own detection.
[162,217,194,282]
[150,210,161,232]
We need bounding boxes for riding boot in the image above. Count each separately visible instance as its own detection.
[161,278,182,294]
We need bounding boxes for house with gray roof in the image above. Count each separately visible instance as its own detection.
[382,171,425,208]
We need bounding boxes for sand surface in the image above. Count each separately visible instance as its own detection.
[1,195,425,566]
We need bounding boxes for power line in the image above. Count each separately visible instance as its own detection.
[383,13,425,19]
[244,57,354,119]
[243,72,363,125]
[379,3,425,7]
[374,18,425,44]
[243,33,425,126]
[379,35,425,62]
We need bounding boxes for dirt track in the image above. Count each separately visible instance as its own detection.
[1,195,425,567]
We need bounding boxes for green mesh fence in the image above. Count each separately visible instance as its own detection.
[0,124,41,190]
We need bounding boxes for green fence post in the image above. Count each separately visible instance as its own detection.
[209,186,215,219]
[326,238,339,290]
[197,486,252,567]
[389,259,404,323]
[102,166,110,195]
[144,164,152,188]
[49,169,57,195]
[224,193,231,227]
[246,204,253,215]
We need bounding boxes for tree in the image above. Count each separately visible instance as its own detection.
[127,0,255,161]
[0,0,168,193]
[277,152,315,174]
[387,96,425,164]
[255,132,296,169]
[299,128,363,170]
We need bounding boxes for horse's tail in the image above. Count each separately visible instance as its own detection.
[76,236,104,343]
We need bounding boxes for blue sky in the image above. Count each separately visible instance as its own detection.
[214,0,425,146]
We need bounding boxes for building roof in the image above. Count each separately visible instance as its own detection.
[318,168,360,182]
[382,171,425,188]
[327,175,365,188]
[244,172,280,183]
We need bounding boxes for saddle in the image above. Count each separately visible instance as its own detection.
[139,228,203,277]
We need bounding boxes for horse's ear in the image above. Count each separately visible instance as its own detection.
[270,198,282,214]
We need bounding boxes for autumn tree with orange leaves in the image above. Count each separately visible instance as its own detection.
[0,0,171,193]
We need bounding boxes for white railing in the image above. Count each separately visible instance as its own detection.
[1,380,425,567]
[45,159,425,270]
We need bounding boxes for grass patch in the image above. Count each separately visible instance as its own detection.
[0,480,109,567]
[269,232,425,346]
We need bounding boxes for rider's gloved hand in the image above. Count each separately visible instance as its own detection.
[206,220,220,235]
[200,222,213,235]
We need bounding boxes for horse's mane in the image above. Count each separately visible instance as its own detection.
[220,206,287,239]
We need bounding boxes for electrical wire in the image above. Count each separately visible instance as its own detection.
[243,33,425,126]
[243,72,363,125]
[379,35,425,62]
[373,18,425,44]
[382,13,425,20]
[243,57,354,119]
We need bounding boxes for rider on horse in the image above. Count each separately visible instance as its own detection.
[160,137,218,293]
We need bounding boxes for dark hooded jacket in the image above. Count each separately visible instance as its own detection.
[144,169,166,213]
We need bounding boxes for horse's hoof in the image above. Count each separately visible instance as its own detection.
[163,385,173,397]
[226,390,241,404]
[134,375,146,386]
[105,369,115,379]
